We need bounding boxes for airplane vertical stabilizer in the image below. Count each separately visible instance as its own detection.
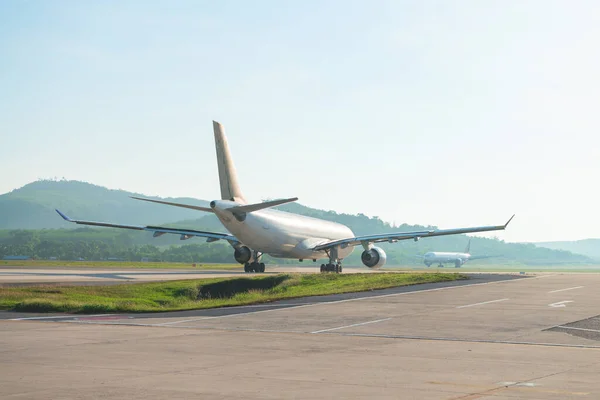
[464,239,471,254]
[213,121,246,203]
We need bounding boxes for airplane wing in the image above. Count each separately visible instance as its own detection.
[55,210,238,244]
[312,215,514,252]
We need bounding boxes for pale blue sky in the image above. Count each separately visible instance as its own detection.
[1,0,599,242]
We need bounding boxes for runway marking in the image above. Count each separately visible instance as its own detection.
[311,318,392,334]
[548,286,583,293]
[11,314,113,321]
[338,332,600,349]
[49,320,600,349]
[456,298,509,309]
[156,317,215,326]
[555,325,600,333]
[549,300,573,308]
[153,277,530,326]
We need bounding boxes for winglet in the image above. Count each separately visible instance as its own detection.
[55,209,73,222]
[504,214,515,228]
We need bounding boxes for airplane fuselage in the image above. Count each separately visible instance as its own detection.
[423,251,471,266]
[211,200,355,260]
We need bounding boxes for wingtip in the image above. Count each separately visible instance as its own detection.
[55,209,72,222]
[504,214,515,228]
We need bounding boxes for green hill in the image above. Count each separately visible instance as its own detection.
[535,239,600,260]
[0,180,593,265]
[0,180,210,229]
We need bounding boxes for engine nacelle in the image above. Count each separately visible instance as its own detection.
[361,247,387,269]
[234,246,252,264]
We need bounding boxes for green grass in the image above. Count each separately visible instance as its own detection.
[0,272,465,313]
[0,260,240,270]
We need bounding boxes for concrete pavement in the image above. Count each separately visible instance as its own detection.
[2,272,600,398]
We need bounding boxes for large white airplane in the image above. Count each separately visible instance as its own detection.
[418,239,494,268]
[56,121,514,273]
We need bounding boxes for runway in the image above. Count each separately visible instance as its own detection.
[0,265,353,286]
[2,272,600,399]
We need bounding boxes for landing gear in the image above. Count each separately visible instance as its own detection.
[244,262,265,273]
[320,246,343,273]
[425,262,431,268]
[455,260,462,268]
[438,264,444,268]
[320,263,342,273]
[243,250,265,273]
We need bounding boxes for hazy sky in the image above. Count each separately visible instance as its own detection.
[1,1,599,242]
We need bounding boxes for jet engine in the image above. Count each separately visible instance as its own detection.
[234,246,252,264]
[361,247,387,269]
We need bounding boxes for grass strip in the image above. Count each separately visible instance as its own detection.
[0,272,465,313]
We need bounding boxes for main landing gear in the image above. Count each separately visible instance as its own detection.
[244,250,265,273]
[244,262,265,273]
[320,246,343,274]
[320,263,342,273]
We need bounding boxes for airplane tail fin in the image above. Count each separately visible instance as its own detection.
[213,121,246,204]
[464,239,471,254]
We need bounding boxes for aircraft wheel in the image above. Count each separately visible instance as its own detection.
[259,263,265,273]
[320,264,325,273]
[244,263,250,273]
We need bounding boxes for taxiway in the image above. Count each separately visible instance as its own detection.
[2,272,600,399]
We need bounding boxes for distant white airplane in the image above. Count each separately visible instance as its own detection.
[418,239,494,268]
[57,121,514,273]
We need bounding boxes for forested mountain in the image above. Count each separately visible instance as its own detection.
[0,180,593,265]
[535,239,600,260]
[0,180,210,229]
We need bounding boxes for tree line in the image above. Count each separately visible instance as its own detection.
[0,228,592,266]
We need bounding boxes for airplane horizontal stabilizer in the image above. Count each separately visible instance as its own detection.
[226,197,298,213]
[130,196,213,213]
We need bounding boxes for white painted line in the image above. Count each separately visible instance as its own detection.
[156,317,215,326]
[10,314,113,321]
[555,325,600,334]
[549,300,573,308]
[311,318,392,334]
[340,332,600,349]
[456,298,509,309]
[548,286,584,293]
[157,278,531,326]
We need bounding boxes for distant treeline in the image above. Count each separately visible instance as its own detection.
[0,229,234,263]
[0,228,592,266]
